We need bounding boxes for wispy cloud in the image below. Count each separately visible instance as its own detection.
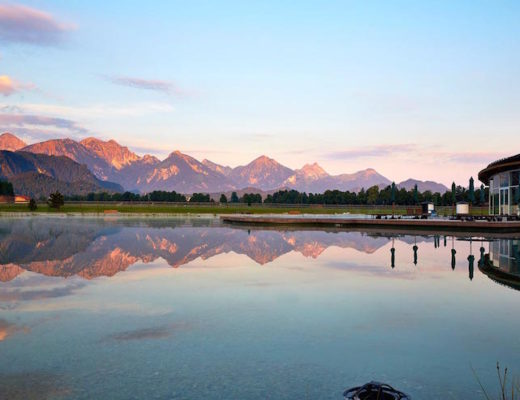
[0,281,86,302]
[0,101,175,144]
[0,4,75,45]
[0,104,24,113]
[106,75,184,96]
[324,144,508,168]
[0,113,88,135]
[5,102,175,118]
[325,144,417,160]
[441,151,507,165]
[0,75,35,96]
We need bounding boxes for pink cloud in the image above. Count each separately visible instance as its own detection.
[0,4,75,45]
[441,151,508,165]
[0,75,35,96]
[324,144,508,167]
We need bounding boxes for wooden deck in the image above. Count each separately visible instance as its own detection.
[221,215,520,234]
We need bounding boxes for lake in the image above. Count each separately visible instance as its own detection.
[0,217,519,399]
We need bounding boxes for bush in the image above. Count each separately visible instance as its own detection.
[28,198,37,211]
[240,193,262,204]
[190,193,211,202]
[48,191,65,209]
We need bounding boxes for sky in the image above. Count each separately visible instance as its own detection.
[0,0,519,186]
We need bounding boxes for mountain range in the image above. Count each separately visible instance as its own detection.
[0,150,122,197]
[0,132,448,197]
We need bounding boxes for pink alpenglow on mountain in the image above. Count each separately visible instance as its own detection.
[21,138,115,180]
[202,159,233,177]
[230,155,294,190]
[0,132,27,151]
[283,163,330,188]
[137,151,235,193]
[1,133,449,194]
[80,137,140,170]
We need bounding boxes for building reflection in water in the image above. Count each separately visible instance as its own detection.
[479,238,520,291]
[489,239,520,275]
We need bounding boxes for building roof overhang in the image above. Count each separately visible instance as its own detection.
[478,154,520,185]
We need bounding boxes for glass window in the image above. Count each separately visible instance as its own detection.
[493,193,499,214]
[512,187,519,204]
[501,190,508,205]
[491,240,500,264]
[500,173,510,187]
[500,189,509,214]
[500,239,509,257]
[492,178,499,191]
[511,171,520,186]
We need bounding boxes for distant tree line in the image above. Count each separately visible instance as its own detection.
[65,190,265,204]
[61,182,489,206]
[265,184,488,206]
[66,190,187,202]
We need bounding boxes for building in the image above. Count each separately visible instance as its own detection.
[0,195,30,204]
[14,195,30,204]
[478,154,520,215]
[0,195,13,204]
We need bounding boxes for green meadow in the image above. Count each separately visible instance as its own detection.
[0,202,488,216]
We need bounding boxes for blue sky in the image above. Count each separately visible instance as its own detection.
[1,1,519,185]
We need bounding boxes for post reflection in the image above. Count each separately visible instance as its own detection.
[390,238,396,269]
[451,244,457,271]
[467,239,474,281]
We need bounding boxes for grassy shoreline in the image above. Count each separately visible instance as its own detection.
[0,203,489,216]
[0,203,368,215]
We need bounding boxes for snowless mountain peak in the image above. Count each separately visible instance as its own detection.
[298,163,329,178]
[0,132,27,151]
[80,137,140,170]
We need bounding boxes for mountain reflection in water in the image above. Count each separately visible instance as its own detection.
[1,218,520,400]
[0,218,519,291]
[0,218,391,280]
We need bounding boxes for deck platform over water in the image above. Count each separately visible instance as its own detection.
[221,214,520,235]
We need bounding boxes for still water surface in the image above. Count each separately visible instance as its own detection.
[0,217,519,399]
